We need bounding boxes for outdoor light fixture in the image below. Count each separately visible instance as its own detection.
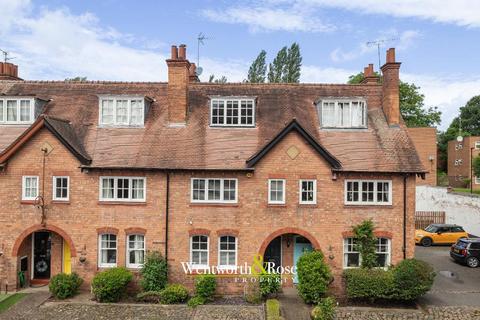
[286,237,291,248]
[79,245,87,263]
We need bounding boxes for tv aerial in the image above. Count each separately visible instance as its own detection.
[0,49,16,63]
[196,32,210,76]
[366,38,398,71]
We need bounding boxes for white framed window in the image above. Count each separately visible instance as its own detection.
[268,179,286,204]
[475,141,480,149]
[299,179,316,204]
[191,178,237,203]
[218,236,237,269]
[99,177,146,202]
[190,235,209,269]
[210,98,255,127]
[0,98,34,124]
[22,176,39,200]
[318,100,367,128]
[475,176,480,185]
[98,234,117,268]
[98,96,145,127]
[345,180,392,205]
[343,237,391,268]
[52,176,69,201]
[454,159,463,166]
[126,234,145,268]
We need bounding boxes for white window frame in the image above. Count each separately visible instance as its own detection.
[22,176,39,201]
[218,236,237,270]
[344,180,392,205]
[475,176,480,185]
[98,96,145,127]
[210,98,255,127]
[475,141,480,149]
[190,235,209,269]
[0,98,35,124]
[268,179,286,204]
[126,234,146,269]
[190,178,238,203]
[299,179,317,204]
[318,99,367,129]
[343,237,391,269]
[98,233,117,268]
[52,176,70,201]
[99,177,146,202]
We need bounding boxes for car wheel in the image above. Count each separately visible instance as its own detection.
[466,257,479,268]
[421,237,433,247]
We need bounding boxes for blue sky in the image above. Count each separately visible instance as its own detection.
[1,0,480,129]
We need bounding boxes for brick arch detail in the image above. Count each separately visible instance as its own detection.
[188,228,211,236]
[258,227,321,257]
[125,227,147,235]
[96,227,119,235]
[12,224,77,257]
[341,230,393,239]
[216,229,239,237]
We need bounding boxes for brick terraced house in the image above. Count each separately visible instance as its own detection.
[0,45,426,294]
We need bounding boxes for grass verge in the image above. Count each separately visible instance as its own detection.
[266,298,282,320]
[452,188,480,195]
[0,293,28,313]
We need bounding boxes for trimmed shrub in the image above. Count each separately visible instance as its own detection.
[259,272,281,298]
[296,250,332,304]
[392,259,435,300]
[187,296,206,308]
[194,274,216,300]
[159,284,189,304]
[92,267,133,302]
[266,299,281,320]
[140,251,168,292]
[49,273,83,299]
[136,291,162,303]
[344,259,435,301]
[311,297,336,320]
[344,268,394,300]
[244,280,262,304]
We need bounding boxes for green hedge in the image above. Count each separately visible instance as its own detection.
[194,274,216,300]
[140,251,168,292]
[311,297,336,320]
[49,273,83,300]
[187,296,206,308]
[136,291,162,303]
[296,250,332,304]
[92,267,133,302]
[159,284,189,304]
[344,259,435,301]
[259,272,281,298]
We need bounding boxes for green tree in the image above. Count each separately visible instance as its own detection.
[347,73,441,127]
[473,157,480,179]
[283,42,302,83]
[65,76,87,81]
[267,46,287,83]
[352,220,377,269]
[247,50,267,83]
[208,74,227,83]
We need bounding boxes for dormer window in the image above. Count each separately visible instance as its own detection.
[99,96,146,127]
[0,98,35,124]
[210,98,255,127]
[318,99,366,128]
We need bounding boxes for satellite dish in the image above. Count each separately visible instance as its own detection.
[457,136,463,142]
[196,67,203,76]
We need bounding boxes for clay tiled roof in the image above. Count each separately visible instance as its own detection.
[0,80,425,173]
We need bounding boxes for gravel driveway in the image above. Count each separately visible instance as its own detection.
[415,245,480,306]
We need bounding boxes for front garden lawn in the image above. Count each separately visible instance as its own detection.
[0,293,28,313]
[452,188,480,195]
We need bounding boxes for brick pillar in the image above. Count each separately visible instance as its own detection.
[0,62,22,81]
[360,63,379,84]
[380,48,401,126]
[166,45,191,125]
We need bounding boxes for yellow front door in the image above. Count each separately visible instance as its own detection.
[63,240,71,274]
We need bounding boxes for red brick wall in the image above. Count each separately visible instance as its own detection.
[407,127,437,186]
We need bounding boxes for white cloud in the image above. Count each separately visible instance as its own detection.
[201,5,334,33]
[297,0,480,28]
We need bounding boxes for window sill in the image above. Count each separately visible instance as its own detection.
[298,204,318,208]
[51,200,70,205]
[267,204,287,208]
[189,203,239,208]
[344,204,393,208]
[98,201,147,206]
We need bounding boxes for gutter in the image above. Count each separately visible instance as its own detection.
[403,174,407,260]
[165,172,170,261]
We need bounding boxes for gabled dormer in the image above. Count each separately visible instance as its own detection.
[0,96,47,125]
[98,95,153,127]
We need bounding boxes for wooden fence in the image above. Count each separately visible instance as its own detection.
[415,211,446,230]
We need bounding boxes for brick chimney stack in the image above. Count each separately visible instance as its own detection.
[166,44,191,125]
[0,62,22,81]
[380,48,401,126]
[360,64,379,84]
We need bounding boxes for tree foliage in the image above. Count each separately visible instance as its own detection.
[247,50,267,83]
[208,74,227,83]
[268,46,287,83]
[352,220,377,269]
[65,76,87,81]
[283,43,302,83]
[473,157,480,178]
[347,72,441,128]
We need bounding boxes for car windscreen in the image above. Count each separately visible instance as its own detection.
[425,225,438,233]
[455,240,468,249]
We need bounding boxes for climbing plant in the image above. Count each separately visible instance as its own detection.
[352,220,378,269]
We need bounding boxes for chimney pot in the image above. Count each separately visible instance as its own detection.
[178,44,186,60]
[386,48,395,63]
[171,45,178,60]
[0,62,22,81]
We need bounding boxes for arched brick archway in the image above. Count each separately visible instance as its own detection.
[258,227,321,257]
[12,224,77,257]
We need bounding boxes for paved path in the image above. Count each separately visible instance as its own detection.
[0,291,50,320]
[336,306,480,319]
[415,245,480,306]
[277,287,310,320]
